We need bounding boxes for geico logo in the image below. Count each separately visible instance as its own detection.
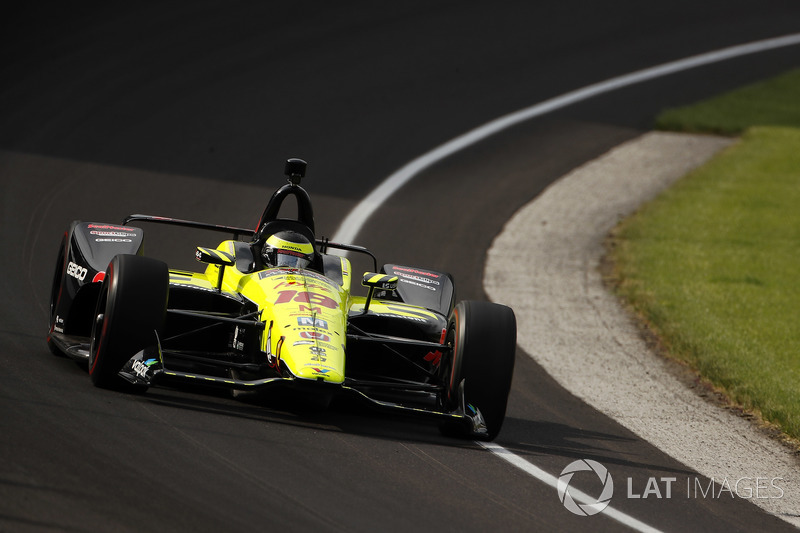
[399,278,437,292]
[67,261,88,281]
[95,238,133,243]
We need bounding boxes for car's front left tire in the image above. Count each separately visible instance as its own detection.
[89,254,168,389]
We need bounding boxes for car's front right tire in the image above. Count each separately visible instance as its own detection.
[442,300,517,440]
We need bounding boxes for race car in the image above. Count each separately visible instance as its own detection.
[46,158,517,440]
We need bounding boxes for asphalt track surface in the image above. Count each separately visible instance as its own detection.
[2,3,799,532]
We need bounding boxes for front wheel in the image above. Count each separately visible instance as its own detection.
[443,300,517,440]
[89,254,168,389]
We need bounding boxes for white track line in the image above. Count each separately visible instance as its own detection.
[480,442,665,533]
[332,33,800,245]
[331,33,800,532]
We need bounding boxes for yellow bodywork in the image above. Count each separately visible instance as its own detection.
[171,240,352,385]
[169,240,441,387]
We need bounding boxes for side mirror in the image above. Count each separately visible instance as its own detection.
[361,272,398,313]
[196,247,235,292]
[195,247,235,266]
[362,273,398,291]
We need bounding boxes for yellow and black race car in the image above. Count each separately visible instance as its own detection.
[46,159,516,440]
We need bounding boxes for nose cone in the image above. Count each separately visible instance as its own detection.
[294,365,345,384]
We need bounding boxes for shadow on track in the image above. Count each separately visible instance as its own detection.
[499,416,694,476]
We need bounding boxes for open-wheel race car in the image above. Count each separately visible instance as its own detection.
[46,159,517,440]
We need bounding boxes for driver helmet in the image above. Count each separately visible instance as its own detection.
[262,230,315,269]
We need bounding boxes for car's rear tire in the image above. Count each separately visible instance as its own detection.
[442,300,517,440]
[89,254,168,389]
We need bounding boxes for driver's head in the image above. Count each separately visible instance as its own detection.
[262,230,314,269]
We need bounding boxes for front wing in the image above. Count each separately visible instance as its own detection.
[117,338,488,438]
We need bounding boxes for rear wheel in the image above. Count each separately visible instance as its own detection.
[89,254,168,389]
[442,300,517,440]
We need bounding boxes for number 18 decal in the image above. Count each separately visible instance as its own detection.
[274,290,338,310]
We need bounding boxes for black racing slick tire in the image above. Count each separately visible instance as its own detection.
[444,300,517,441]
[88,254,168,389]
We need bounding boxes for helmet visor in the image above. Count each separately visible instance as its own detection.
[272,248,312,269]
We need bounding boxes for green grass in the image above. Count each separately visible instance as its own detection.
[655,69,800,135]
[611,69,800,440]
